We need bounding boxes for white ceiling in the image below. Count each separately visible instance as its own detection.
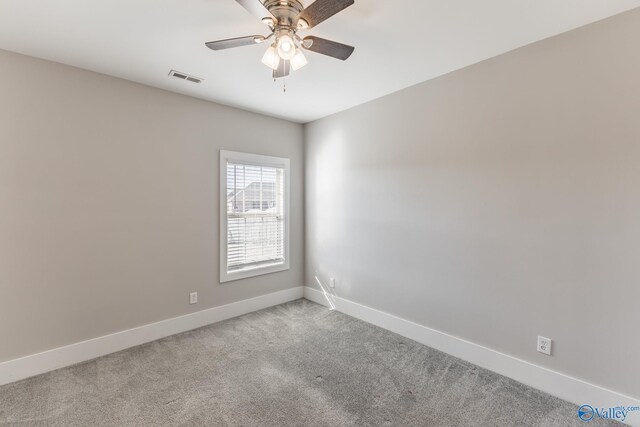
[1,1,639,123]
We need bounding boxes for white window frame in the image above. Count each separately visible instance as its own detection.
[220,150,290,283]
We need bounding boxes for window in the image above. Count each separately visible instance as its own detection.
[220,150,290,282]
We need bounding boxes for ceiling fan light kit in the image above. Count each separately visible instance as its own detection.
[261,45,280,70]
[290,48,308,70]
[276,31,296,60]
[206,0,355,81]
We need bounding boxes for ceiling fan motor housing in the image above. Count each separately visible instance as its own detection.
[264,0,306,29]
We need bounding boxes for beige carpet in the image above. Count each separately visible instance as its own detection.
[0,299,620,426]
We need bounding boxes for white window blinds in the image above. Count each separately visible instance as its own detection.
[225,161,286,273]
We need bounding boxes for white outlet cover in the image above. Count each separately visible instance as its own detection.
[537,336,552,356]
[190,292,198,305]
[329,278,336,289]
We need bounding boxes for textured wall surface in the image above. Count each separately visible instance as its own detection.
[305,9,640,398]
[0,49,304,362]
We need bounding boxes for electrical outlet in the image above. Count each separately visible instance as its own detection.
[190,292,198,305]
[537,336,552,356]
[329,278,336,289]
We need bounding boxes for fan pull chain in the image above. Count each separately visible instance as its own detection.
[270,71,286,93]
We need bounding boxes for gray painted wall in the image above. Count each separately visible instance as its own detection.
[305,9,640,398]
[0,49,304,362]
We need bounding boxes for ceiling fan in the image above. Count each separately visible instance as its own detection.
[205,0,355,79]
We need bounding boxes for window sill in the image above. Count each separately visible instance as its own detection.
[220,261,290,283]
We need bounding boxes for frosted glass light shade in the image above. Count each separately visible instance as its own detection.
[276,35,296,60]
[290,49,308,71]
[261,45,280,70]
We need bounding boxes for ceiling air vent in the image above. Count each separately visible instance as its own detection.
[169,70,203,84]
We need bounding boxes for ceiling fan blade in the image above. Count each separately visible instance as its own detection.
[205,35,267,51]
[302,36,355,60]
[274,60,291,79]
[296,0,354,29]
[236,0,275,21]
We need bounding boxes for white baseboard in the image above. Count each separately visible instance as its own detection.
[304,286,640,427]
[0,286,304,387]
